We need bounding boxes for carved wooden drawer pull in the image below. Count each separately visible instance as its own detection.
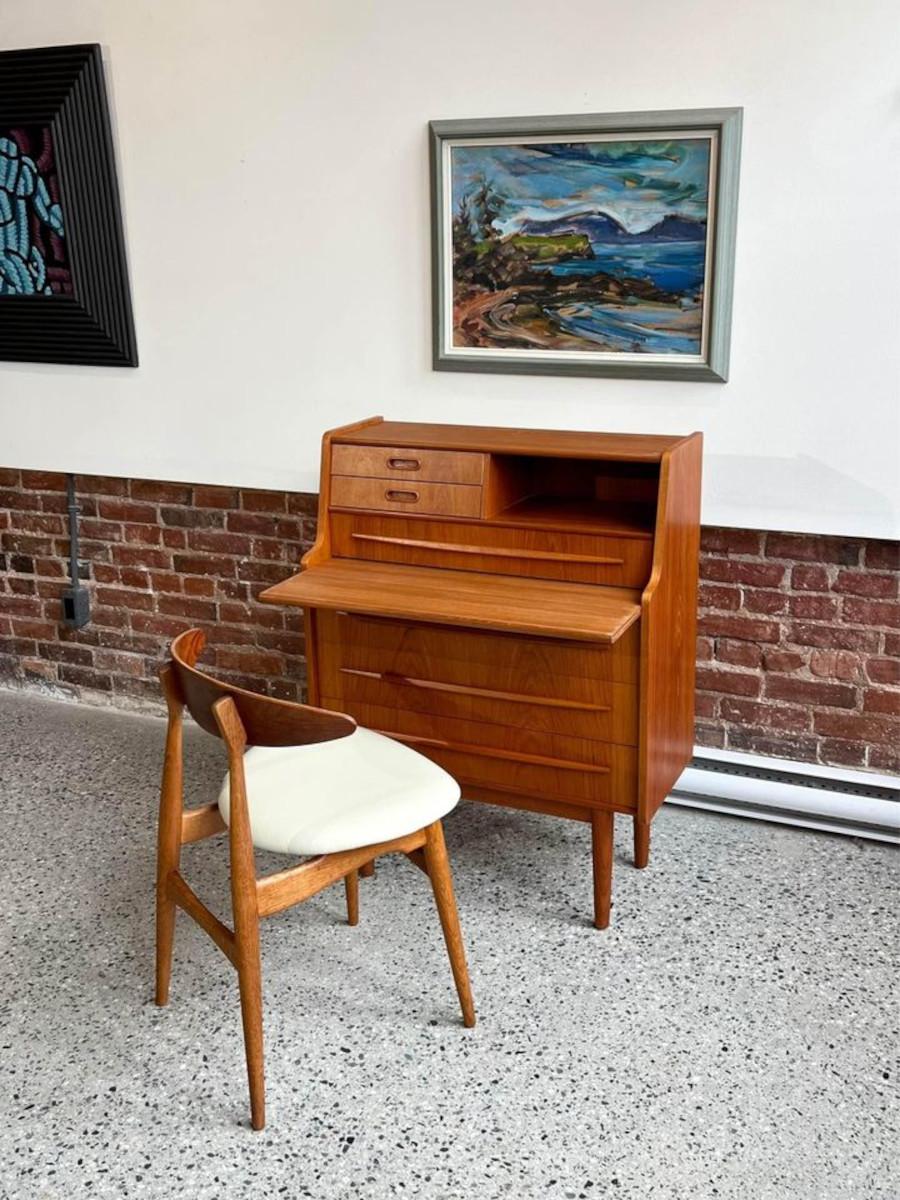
[387,457,421,471]
[384,489,419,503]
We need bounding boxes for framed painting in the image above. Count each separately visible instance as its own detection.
[0,43,137,366]
[430,108,741,382]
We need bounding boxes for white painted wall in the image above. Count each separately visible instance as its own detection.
[1,0,898,538]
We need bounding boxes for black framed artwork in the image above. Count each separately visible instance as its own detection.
[0,43,137,366]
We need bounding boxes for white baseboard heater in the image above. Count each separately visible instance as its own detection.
[669,747,900,845]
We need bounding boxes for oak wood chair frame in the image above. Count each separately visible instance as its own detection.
[155,629,475,1131]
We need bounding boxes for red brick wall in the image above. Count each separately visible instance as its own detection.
[697,528,899,772]
[0,470,315,706]
[1,468,898,773]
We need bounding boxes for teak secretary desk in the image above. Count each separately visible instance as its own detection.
[261,418,702,928]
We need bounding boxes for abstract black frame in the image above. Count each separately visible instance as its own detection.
[430,108,742,382]
[0,43,137,366]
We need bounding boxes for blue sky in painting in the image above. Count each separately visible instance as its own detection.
[450,138,711,235]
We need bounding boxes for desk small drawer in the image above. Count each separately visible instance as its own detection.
[332,444,486,485]
[331,476,483,519]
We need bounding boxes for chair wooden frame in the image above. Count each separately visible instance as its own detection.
[155,629,475,1131]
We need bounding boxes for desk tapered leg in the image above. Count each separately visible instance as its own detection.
[591,810,614,930]
[633,818,650,869]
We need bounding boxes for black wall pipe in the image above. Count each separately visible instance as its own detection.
[61,473,90,628]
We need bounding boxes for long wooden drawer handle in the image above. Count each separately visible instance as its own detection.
[340,666,612,713]
[384,488,419,503]
[376,729,613,775]
[352,531,625,566]
[387,456,420,471]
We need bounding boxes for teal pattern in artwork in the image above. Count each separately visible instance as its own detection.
[0,133,66,295]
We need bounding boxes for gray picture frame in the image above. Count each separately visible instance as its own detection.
[430,107,742,382]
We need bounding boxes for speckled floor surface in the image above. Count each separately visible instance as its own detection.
[0,690,897,1200]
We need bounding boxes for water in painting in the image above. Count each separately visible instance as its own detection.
[450,137,712,357]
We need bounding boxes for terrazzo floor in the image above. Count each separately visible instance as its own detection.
[0,689,897,1200]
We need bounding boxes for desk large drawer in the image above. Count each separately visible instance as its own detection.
[332,443,486,485]
[396,739,637,812]
[321,694,636,771]
[322,664,637,746]
[331,512,652,587]
[317,610,640,703]
[331,476,483,519]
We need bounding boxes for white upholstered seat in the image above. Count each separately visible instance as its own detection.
[217,726,460,856]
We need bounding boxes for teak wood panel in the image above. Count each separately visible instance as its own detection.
[638,432,703,822]
[325,667,639,744]
[330,512,653,587]
[317,611,641,697]
[332,420,688,462]
[169,629,355,746]
[331,475,484,519]
[331,443,486,485]
[321,693,636,766]
[260,560,642,644]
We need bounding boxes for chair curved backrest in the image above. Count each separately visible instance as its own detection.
[167,628,356,748]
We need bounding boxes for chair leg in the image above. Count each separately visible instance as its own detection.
[344,869,359,925]
[360,859,375,878]
[155,877,177,1007]
[235,919,265,1131]
[422,822,475,1028]
[155,674,184,1007]
[591,809,614,930]
[633,818,650,869]
[216,699,267,1130]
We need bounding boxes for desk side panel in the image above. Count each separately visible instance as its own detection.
[638,433,703,821]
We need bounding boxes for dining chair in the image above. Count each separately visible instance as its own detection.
[155,628,475,1130]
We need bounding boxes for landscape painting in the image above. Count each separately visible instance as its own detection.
[431,111,742,381]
